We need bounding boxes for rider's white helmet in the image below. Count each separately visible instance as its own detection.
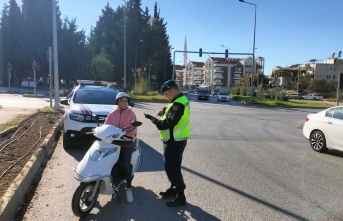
[116,92,130,105]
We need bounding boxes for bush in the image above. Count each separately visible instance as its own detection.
[256,85,264,99]
[232,86,240,95]
[59,88,72,96]
[238,86,251,96]
[275,90,288,101]
[147,91,160,96]
[134,76,149,95]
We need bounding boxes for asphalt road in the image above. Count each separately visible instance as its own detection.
[17,94,343,221]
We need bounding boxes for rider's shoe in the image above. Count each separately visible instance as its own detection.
[166,193,186,207]
[126,188,133,203]
[159,188,177,198]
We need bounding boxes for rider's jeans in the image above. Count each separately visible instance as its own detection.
[111,142,134,188]
[120,145,134,188]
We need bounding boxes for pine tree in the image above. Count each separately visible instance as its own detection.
[0,0,22,85]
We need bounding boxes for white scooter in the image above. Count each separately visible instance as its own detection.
[71,120,142,217]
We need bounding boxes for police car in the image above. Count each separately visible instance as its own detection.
[60,80,119,148]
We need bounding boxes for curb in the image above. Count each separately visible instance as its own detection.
[0,119,63,221]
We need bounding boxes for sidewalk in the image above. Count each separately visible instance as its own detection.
[0,86,50,96]
[0,86,53,125]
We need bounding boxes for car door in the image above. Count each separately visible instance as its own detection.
[323,107,343,148]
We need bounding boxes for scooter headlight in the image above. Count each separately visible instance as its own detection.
[90,147,118,161]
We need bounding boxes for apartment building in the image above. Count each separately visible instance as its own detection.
[185,61,205,86]
[273,54,343,86]
[174,64,185,89]
[315,58,343,80]
[175,56,264,89]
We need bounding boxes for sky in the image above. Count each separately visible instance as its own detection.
[6,0,343,76]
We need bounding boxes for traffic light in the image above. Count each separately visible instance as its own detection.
[7,63,12,71]
[248,78,251,86]
[340,72,343,89]
[199,48,202,57]
[32,61,37,70]
[225,49,228,58]
[37,63,40,71]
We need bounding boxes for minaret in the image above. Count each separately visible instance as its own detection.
[183,36,187,66]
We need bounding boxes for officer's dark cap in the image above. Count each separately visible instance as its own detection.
[161,80,178,92]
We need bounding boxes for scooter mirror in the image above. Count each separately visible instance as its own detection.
[130,121,142,127]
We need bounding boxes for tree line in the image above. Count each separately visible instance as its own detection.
[0,0,173,91]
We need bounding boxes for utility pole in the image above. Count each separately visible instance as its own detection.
[337,71,341,106]
[52,0,60,110]
[7,62,12,89]
[164,50,167,82]
[123,5,127,90]
[32,60,37,95]
[48,47,53,108]
[148,57,151,91]
[297,66,300,93]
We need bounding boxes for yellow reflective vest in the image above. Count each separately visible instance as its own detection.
[159,96,190,141]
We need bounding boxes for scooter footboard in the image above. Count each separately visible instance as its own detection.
[131,139,141,174]
[99,176,114,195]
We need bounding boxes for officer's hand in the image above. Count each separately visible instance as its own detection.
[144,113,154,120]
[144,113,157,124]
[156,109,164,116]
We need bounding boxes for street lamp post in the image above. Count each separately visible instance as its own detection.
[134,40,143,92]
[249,48,257,53]
[148,57,151,91]
[221,45,231,89]
[239,0,257,102]
[172,50,176,80]
[164,47,174,82]
[123,4,127,91]
[164,51,167,82]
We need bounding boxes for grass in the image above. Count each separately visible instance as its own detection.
[131,93,335,108]
[0,114,29,133]
[131,94,168,102]
[22,93,46,98]
[231,95,335,109]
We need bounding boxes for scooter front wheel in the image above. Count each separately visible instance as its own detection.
[72,182,99,217]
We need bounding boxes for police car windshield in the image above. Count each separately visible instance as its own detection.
[73,89,118,105]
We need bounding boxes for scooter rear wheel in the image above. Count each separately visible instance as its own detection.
[72,182,99,217]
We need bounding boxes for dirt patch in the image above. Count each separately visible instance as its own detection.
[0,112,62,206]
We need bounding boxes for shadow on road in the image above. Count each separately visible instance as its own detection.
[182,166,310,221]
[79,186,221,221]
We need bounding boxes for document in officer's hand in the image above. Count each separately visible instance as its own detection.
[144,113,156,120]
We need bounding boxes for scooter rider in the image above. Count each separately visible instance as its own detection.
[104,92,137,203]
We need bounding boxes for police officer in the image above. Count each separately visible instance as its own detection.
[145,80,190,207]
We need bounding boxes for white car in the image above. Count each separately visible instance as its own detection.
[216,92,230,102]
[302,94,323,101]
[303,106,343,153]
[60,80,119,148]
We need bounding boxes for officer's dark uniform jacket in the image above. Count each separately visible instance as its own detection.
[153,93,190,142]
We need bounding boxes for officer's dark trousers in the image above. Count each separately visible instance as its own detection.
[163,140,187,193]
